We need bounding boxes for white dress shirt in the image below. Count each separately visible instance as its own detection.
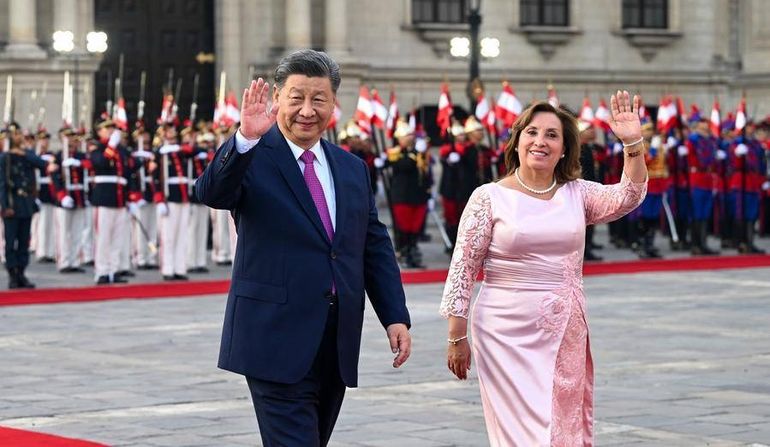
[235,129,336,230]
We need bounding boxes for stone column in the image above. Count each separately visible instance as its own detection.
[4,0,47,59]
[54,0,80,45]
[286,0,312,51]
[325,0,352,61]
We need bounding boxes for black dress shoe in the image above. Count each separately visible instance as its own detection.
[215,260,232,266]
[82,260,95,267]
[188,267,209,274]
[96,275,111,285]
[116,270,135,277]
[37,256,55,263]
[60,266,86,273]
[163,275,176,281]
[172,274,189,280]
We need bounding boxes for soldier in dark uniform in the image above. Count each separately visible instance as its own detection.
[439,120,479,248]
[687,118,720,255]
[33,128,57,263]
[578,120,604,261]
[0,122,59,288]
[89,117,136,284]
[384,119,430,268]
[464,116,496,184]
[665,127,691,250]
[128,123,160,270]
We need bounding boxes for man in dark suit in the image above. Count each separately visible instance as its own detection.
[195,49,412,446]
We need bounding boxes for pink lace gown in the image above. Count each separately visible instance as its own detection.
[440,174,646,446]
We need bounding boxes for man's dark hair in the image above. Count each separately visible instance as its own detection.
[274,49,341,93]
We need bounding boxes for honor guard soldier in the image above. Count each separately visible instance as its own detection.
[186,125,212,274]
[637,123,668,258]
[464,116,496,183]
[666,127,691,250]
[0,122,60,288]
[382,119,430,268]
[728,122,767,253]
[33,128,57,263]
[129,123,160,270]
[439,120,479,248]
[53,127,89,273]
[340,121,378,195]
[89,117,136,284]
[210,126,235,266]
[687,118,720,255]
[154,122,194,280]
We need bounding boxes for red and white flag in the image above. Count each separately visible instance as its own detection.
[386,89,399,138]
[485,98,497,134]
[225,91,240,125]
[710,99,721,137]
[735,96,747,132]
[370,89,388,130]
[594,99,611,131]
[327,101,341,130]
[354,85,373,134]
[656,96,676,133]
[112,97,128,131]
[495,83,522,128]
[547,85,559,108]
[158,93,175,125]
[676,97,688,128]
[436,82,453,136]
[579,97,594,123]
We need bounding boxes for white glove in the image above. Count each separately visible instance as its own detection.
[62,158,82,168]
[447,152,461,164]
[35,198,42,208]
[127,202,140,217]
[132,150,154,160]
[196,152,208,160]
[677,145,688,157]
[40,154,55,162]
[85,199,91,207]
[415,138,428,153]
[108,129,122,148]
[373,157,385,168]
[716,149,727,160]
[613,142,624,154]
[159,144,180,155]
[666,136,678,149]
[156,202,169,217]
[650,135,662,151]
[735,143,749,157]
[428,198,436,211]
[491,156,499,163]
[763,181,770,191]
[136,198,147,207]
[61,195,75,209]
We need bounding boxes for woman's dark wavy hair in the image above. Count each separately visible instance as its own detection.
[503,101,582,184]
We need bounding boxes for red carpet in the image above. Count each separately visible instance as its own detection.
[1,255,769,307]
[0,426,108,446]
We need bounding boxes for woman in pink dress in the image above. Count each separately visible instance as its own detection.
[439,91,648,446]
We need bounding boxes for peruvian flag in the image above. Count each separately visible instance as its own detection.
[327,101,341,130]
[495,83,522,128]
[354,85,373,134]
[370,89,388,130]
[112,97,128,131]
[475,91,490,123]
[225,91,240,125]
[579,97,594,123]
[485,97,497,134]
[436,82,453,136]
[158,93,175,125]
[656,96,676,133]
[408,109,417,133]
[213,95,224,127]
[710,99,721,137]
[386,89,399,139]
[594,99,611,131]
[735,96,747,132]
[547,84,559,108]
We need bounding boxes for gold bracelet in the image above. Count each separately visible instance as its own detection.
[448,335,468,345]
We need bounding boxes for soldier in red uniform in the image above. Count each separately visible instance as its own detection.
[727,122,767,253]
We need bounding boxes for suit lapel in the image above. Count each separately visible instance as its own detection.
[323,140,346,248]
[262,125,330,245]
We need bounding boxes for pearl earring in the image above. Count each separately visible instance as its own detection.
[560,154,565,158]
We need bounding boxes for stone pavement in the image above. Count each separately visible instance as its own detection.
[1,268,770,446]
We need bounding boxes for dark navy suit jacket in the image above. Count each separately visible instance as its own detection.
[196,125,410,387]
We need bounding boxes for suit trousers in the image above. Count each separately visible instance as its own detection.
[187,204,209,268]
[210,208,232,263]
[55,207,87,269]
[246,301,346,447]
[35,203,56,259]
[133,203,158,267]
[94,207,129,279]
[159,202,190,276]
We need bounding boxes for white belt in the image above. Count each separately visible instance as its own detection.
[94,175,128,185]
[67,184,85,191]
[38,177,51,184]
[166,176,188,184]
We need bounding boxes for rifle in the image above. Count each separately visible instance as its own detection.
[137,71,147,193]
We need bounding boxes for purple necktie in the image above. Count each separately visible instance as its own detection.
[300,150,334,241]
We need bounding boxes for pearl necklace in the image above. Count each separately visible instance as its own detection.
[514,169,557,195]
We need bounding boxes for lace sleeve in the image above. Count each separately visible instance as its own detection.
[578,172,648,226]
[439,186,493,319]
